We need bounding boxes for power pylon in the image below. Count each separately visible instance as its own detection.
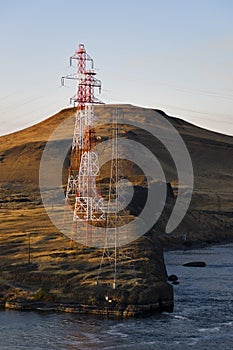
[62,44,136,289]
[97,109,137,289]
[62,44,105,246]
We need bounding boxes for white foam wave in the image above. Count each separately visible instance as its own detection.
[198,326,220,333]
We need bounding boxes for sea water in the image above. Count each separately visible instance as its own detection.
[0,244,232,349]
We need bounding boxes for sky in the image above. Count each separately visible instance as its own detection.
[0,0,233,136]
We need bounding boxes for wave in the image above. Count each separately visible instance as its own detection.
[198,327,220,333]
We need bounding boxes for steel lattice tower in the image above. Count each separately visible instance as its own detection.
[97,109,137,289]
[62,45,136,289]
[62,44,105,246]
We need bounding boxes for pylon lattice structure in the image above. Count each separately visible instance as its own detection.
[62,44,105,246]
[62,44,136,289]
[97,109,137,289]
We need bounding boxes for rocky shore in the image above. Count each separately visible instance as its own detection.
[2,298,173,317]
[0,230,174,318]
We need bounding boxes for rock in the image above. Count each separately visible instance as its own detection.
[182,261,206,267]
[168,274,178,282]
[172,281,180,285]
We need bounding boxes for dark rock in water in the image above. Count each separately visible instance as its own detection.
[172,281,180,285]
[183,261,206,267]
[168,274,178,282]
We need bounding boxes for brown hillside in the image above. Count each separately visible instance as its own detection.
[0,104,232,312]
[1,104,232,242]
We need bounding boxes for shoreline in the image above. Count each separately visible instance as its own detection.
[1,299,173,318]
[1,240,232,318]
[162,237,233,252]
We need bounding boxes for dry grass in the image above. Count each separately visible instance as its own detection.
[0,104,232,305]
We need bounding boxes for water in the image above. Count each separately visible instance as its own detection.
[0,244,232,349]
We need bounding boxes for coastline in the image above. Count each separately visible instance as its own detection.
[2,299,173,318]
[1,240,232,318]
[160,236,233,252]
[1,243,232,349]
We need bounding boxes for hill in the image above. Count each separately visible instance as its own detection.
[0,104,232,315]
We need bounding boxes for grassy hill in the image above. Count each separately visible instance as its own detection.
[0,104,232,314]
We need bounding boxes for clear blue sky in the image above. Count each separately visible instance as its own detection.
[0,0,233,135]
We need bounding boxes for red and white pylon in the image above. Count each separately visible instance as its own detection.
[62,44,105,246]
